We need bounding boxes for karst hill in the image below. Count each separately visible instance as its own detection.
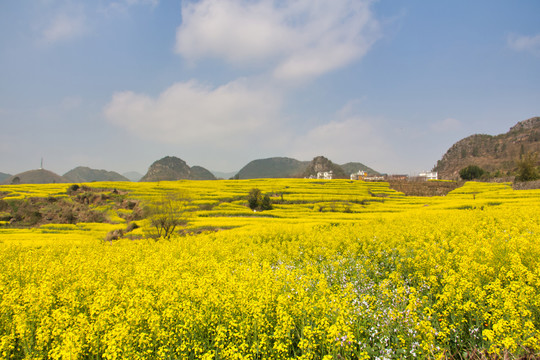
[139,156,217,181]
[434,117,540,180]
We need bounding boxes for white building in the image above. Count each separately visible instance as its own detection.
[350,170,367,180]
[419,171,438,180]
[317,171,333,180]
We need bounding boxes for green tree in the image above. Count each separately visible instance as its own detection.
[144,192,191,240]
[459,165,485,180]
[247,188,272,211]
[515,151,539,182]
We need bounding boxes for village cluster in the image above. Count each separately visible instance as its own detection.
[308,170,439,181]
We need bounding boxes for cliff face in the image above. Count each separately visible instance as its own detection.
[433,117,540,180]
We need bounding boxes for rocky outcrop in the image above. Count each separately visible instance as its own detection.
[302,156,347,179]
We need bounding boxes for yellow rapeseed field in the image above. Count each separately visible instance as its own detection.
[0,179,539,359]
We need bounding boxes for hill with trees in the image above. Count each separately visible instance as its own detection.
[433,117,540,180]
[235,157,309,179]
[63,166,129,183]
[140,156,216,182]
[1,169,69,185]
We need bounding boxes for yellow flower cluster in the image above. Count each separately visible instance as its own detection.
[0,180,539,358]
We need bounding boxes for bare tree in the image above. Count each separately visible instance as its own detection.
[144,192,191,240]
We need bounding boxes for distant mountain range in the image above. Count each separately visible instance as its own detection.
[139,156,381,181]
[0,155,381,184]
[3,114,538,185]
[434,117,540,179]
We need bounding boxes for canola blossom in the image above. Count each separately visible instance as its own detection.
[0,180,539,359]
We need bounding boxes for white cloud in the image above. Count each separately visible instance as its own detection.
[104,79,281,146]
[290,116,394,169]
[42,11,87,44]
[430,118,462,133]
[507,33,540,56]
[176,0,380,80]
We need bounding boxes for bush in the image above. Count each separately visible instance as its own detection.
[459,165,485,180]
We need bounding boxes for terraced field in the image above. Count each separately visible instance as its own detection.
[1,179,539,359]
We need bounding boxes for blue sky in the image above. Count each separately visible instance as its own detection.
[1,0,539,176]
